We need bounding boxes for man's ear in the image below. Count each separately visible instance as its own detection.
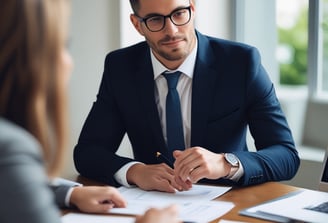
[130,14,145,36]
[190,0,196,19]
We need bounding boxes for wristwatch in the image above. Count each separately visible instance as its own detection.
[223,153,239,178]
[224,153,239,167]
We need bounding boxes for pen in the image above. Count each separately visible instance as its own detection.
[156,151,173,167]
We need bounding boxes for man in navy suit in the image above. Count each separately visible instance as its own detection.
[74,0,300,192]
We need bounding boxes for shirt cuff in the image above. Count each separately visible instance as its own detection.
[64,187,75,207]
[229,159,244,181]
[114,161,142,187]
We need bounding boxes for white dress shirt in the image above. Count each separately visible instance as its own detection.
[153,45,196,148]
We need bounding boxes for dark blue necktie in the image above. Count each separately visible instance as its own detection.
[163,71,185,155]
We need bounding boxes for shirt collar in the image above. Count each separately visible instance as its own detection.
[152,39,198,80]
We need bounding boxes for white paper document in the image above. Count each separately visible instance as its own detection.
[117,184,231,203]
[218,220,249,223]
[108,184,234,222]
[62,213,135,223]
[245,189,328,223]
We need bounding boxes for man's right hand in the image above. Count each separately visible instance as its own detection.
[126,163,183,192]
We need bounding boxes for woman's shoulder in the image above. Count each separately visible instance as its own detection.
[0,118,42,157]
[0,118,61,223]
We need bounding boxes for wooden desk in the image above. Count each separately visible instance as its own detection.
[68,176,300,223]
[216,182,299,222]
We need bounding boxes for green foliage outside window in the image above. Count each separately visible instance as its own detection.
[278,8,308,85]
[323,0,328,91]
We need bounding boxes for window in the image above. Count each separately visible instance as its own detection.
[321,0,328,94]
[276,0,328,98]
[276,0,308,86]
[308,0,328,97]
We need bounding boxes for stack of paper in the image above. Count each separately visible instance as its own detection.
[62,213,135,223]
[110,184,234,222]
[62,184,234,223]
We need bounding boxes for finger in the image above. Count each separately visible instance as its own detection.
[163,204,179,215]
[98,203,115,212]
[108,191,127,207]
[189,165,206,183]
[180,166,195,181]
[100,187,127,207]
[156,179,176,193]
[159,169,186,191]
[151,171,177,193]
[134,214,143,223]
[170,176,184,191]
[173,176,184,191]
[157,174,179,192]
[154,163,175,176]
[174,148,200,171]
[173,151,192,174]
[174,149,193,164]
[173,150,183,159]
[157,166,176,181]
[174,176,192,191]
[161,163,175,175]
[80,201,114,214]
[181,151,205,178]
[178,158,202,182]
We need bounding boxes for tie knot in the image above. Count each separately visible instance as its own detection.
[163,71,181,89]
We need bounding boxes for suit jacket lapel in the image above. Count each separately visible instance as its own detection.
[134,49,168,156]
[191,32,218,147]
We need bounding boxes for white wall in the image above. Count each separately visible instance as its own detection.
[194,0,232,39]
[63,0,120,178]
[234,0,279,87]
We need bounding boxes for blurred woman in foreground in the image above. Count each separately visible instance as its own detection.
[0,0,180,223]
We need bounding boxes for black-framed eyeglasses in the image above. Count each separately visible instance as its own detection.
[136,6,191,32]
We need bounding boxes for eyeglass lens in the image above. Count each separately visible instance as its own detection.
[145,7,191,32]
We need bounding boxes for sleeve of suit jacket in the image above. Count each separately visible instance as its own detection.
[0,118,61,223]
[197,38,300,186]
[51,184,71,208]
[229,45,300,185]
[73,43,149,186]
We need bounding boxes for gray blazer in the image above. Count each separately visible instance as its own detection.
[0,118,70,223]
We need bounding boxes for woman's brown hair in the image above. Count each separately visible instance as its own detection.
[0,0,70,177]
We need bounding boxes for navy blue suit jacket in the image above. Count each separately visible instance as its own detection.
[74,31,300,186]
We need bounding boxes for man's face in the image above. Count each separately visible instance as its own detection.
[131,0,196,69]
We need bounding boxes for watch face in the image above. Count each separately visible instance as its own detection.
[225,153,239,166]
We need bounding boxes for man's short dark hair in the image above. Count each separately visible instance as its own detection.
[129,0,192,15]
[129,0,140,14]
